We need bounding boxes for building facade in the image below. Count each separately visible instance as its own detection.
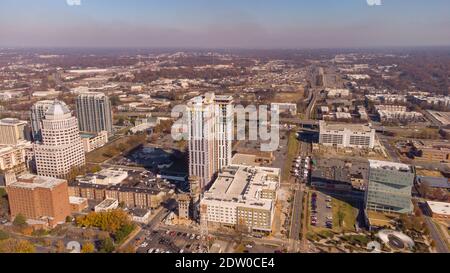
[319,121,376,149]
[0,118,28,145]
[187,93,233,192]
[76,92,113,135]
[0,142,33,174]
[80,131,109,153]
[365,160,415,214]
[178,194,191,220]
[33,101,86,179]
[30,100,54,141]
[6,174,71,227]
[200,165,280,233]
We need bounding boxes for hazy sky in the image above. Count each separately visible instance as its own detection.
[1,0,450,49]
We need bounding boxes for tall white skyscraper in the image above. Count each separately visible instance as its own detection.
[30,100,54,141]
[76,92,113,135]
[187,93,233,192]
[34,101,86,179]
[214,95,234,171]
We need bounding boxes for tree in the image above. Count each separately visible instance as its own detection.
[0,239,35,253]
[13,214,28,229]
[110,96,120,107]
[81,242,95,253]
[99,237,115,253]
[88,165,102,173]
[55,240,66,253]
[76,210,133,234]
[114,224,135,244]
[0,230,10,241]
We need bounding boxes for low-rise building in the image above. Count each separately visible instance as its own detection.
[80,131,108,153]
[129,208,152,223]
[95,198,119,212]
[375,105,423,123]
[69,179,174,210]
[200,165,280,233]
[69,196,88,213]
[76,168,128,186]
[271,103,297,116]
[420,147,450,163]
[426,201,450,220]
[319,121,376,149]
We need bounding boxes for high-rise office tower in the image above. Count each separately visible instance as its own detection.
[187,93,233,192]
[30,100,54,141]
[76,92,113,135]
[34,101,86,179]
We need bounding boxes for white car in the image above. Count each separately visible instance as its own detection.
[148,248,154,254]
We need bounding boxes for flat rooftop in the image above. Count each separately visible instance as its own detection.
[203,165,280,210]
[369,160,413,173]
[96,198,118,209]
[231,153,258,167]
[0,118,27,126]
[69,196,87,205]
[427,201,450,216]
[10,174,66,190]
[319,121,373,133]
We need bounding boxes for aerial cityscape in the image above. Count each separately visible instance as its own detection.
[0,0,449,263]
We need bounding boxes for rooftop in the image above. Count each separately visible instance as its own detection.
[369,160,413,173]
[69,196,87,205]
[0,118,27,126]
[78,91,108,98]
[96,198,118,209]
[45,100,71,119]
[417,176,450,189]
[203,165,280,210]
[319,120,373,133]
[9,174,67,190]
[427,201,450,216]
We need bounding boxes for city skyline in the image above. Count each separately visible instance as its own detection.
[1,0,450,49]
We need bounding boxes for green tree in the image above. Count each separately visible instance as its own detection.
[114,224,136,244]
[13,214,28,229]
[99,237,115,253]
[0,230,10,241]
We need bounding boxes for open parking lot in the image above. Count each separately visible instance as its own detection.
[310,191,333,229]
[135,229,202,254]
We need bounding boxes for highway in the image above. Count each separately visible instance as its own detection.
[287,87,318,252]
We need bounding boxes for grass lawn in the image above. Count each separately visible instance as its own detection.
[332,198,358,232]
[282,131,300,181]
